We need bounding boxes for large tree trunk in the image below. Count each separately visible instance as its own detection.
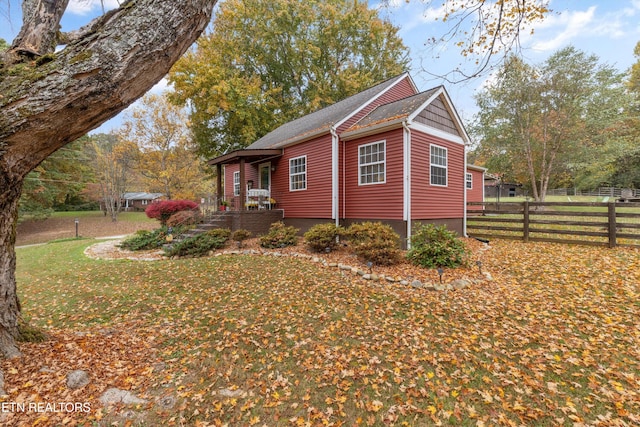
[0,0,217,356]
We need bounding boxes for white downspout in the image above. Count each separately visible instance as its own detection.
[403,121,412,249]
[331,127,339,227]
[463,145,468,237]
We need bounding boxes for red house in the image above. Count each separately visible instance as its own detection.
[208,73,482,246]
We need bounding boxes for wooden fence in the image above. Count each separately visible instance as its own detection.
[466,201,640,248]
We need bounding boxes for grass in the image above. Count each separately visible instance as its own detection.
[8,238,640,426]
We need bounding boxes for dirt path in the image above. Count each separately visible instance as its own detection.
[16,212,156,246]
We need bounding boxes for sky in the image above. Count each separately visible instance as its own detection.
[1,0,639,133]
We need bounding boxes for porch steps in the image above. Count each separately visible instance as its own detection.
[168,212,230,245]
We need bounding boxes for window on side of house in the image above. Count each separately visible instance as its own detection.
[359,140,386,185]
[289,155,307,191]
[430,144,447,186]
[466,173,473,189]
[233,171,240,196]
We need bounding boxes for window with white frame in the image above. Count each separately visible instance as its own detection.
[289,156,307,191]
[233,171,240,196]
[466,173,473,189]
[359,140,385,185]
[430,145,447,186]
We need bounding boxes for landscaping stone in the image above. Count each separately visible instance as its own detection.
[451,279,472,290]
[66,370,90,389]
[411,280,423,289]
[216,388,245,398]
[99,388,148,406]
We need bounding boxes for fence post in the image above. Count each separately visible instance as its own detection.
[523,201,529,242]
[608,202,617,248]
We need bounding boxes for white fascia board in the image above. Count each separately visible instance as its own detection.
[409,121,466,145]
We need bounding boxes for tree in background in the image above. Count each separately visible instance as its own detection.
[90,134,137,222]
[473,47,628,201]
[118,93,210,200]
[19,138,93,220]
[169,0,410,158]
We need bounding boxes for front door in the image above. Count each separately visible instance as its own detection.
[259,163,271,190]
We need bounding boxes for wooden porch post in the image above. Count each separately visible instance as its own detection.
[239,158,246,211]
[216,164,222,205]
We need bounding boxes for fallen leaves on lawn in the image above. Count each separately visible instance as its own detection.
[10,238,640,426]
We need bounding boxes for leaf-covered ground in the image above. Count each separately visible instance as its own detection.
[6,239,640,426]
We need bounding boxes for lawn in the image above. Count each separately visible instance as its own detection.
[5,238,640,426]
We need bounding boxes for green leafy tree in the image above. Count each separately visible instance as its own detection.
[19,138,93,220]
[473,47,628,200]
[169,0,410,158]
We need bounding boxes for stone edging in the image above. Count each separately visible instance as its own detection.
[215,246,494,292]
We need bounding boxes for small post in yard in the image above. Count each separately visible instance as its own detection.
[523,200,530,242]
[74,218,79,238]
[608,201,617,248]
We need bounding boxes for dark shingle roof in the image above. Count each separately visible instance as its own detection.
[346,87,441,131]
[247,73,409,149]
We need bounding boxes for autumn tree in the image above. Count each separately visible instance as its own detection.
[169,0,410,158]
[0,0,217,358]
[90,133,137,222]
[118,93,210,200]
[473,47,627,201]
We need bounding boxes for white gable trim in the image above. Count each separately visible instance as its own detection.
[407,87,470,144]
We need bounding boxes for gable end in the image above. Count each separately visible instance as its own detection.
[414,95,460,137]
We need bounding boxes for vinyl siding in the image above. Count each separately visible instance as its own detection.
[466,167,485,207]
[272,135,333,218]
[343,129,405,219]
[411,131,465,219]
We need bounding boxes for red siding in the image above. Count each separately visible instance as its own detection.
[224,163,259,208]
[272,135,333,218]
[343,129,405,220]
[466,167,484,208]
[336,76,417,134]
[411,132,465,219]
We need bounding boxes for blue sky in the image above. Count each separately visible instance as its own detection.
[2,0,639,132]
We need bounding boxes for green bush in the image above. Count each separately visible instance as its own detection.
[304,223,343,252]
[407,224,470,268]
[118,226,181,251]
[344,222,401,266]
[164,228,230,257]
[231,229,252,248]
[259,222,299,249]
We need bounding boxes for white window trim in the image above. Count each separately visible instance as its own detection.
[358,140,386,186]
[289,155,307,191]
[430,144,448,187]
[466,172,473,189]
[233,171,240,196]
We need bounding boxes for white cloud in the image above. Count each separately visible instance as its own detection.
[67,0,121,16]
[529,6,596,52]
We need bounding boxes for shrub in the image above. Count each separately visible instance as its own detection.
[344,222,401,266]
[259,222,299,249]
[119,227,181,251]
[145,199,199,225]
[304,223,343,252]
[164,228,231,257]
[231,229,252,247]
[167,210,201,227]
[407,224,470,268]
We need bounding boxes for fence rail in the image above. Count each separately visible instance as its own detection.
[466,201,640,248]
[546,187,639,198]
